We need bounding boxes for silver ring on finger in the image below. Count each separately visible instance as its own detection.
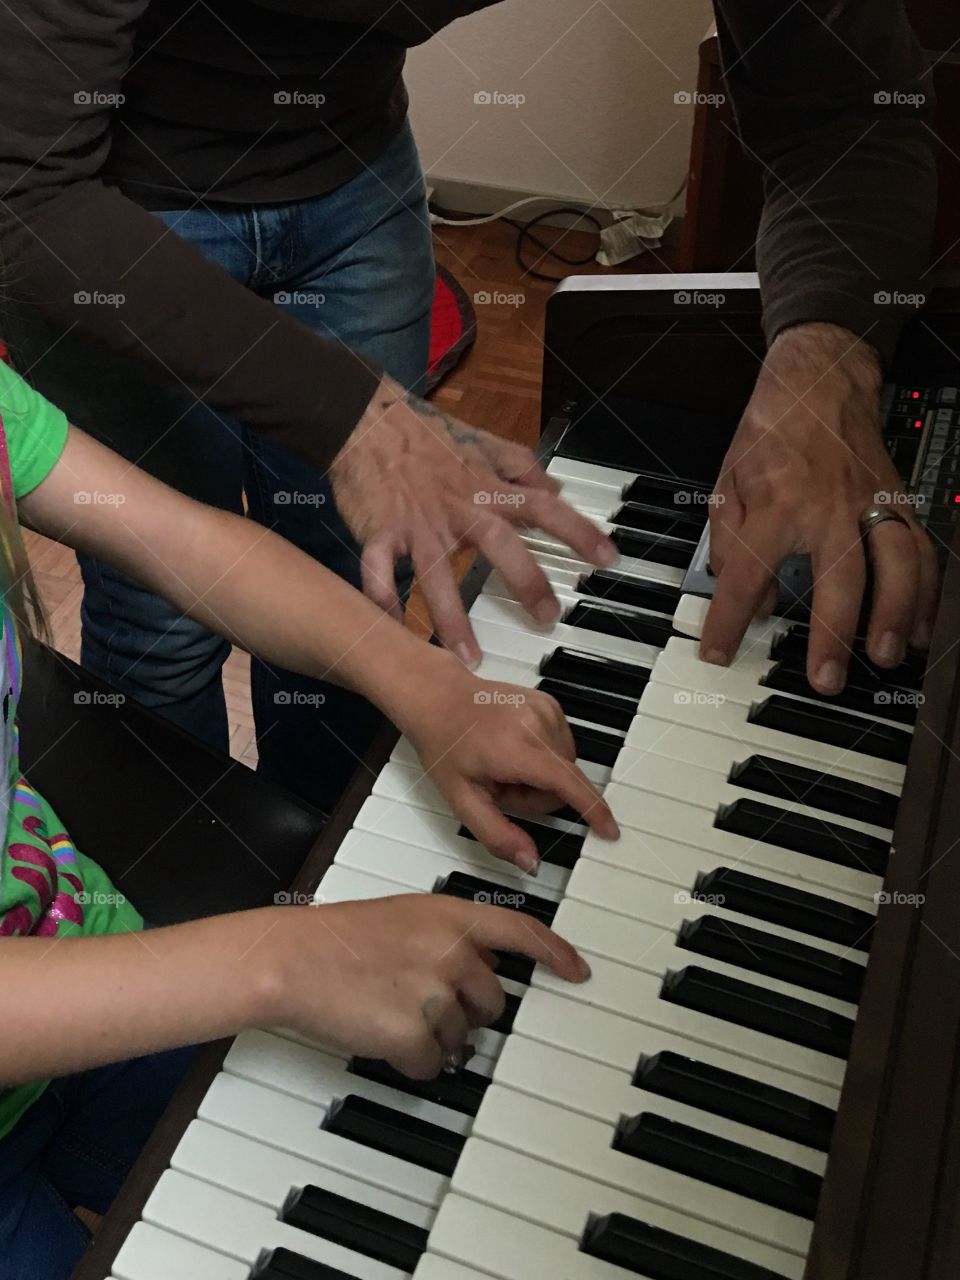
[858,505,911,539]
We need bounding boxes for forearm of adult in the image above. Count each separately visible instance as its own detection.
[715,0,938,364]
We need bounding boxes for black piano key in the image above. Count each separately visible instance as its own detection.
[622,473,712,511]
[491,951,535,984]
[551,803,583,825]
[564,599,675,648]
[610,502,705,538]
[435,871,557,926]
[571,721,625,768]
[714,797,890,877]
[728,754,898,829]
[348,1057,489,1116]
[324,1095,463,1176]
[282,1184,428,1273]
[254,1247,358,1279]
[581,1211,789,1280]
[695,867,874,953]
[537,676,638,732]
[540,646,651,700]
[771,629,926,691]
[488,991,522,1035]
[761,663,918,725]
[613,1112,822,1219]
[748,695,911,765]
[577,570,681,615]
[611,526,696,568]
[661,965,854,1058]
[457,818,584,869]
[633,1051,836,1153]
[677,916,864,1004]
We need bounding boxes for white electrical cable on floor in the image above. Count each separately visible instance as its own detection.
[428,174,688,228]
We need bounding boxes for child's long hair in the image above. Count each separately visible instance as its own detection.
[0,508,49,643]
[0,351,49,641]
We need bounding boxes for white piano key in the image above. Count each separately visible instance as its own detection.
[335,829,566,900]
[485,563,586,600]
[142,1170,405,1279]
[470,614,647,673]
[632,682,905,786]
[550,474,627,512]
[352,796,584,882]
[519,532,691,586]
[594,786,882,901]
[319,862,414,902]
[564,853,872,959]
[673,593,792,649]
[655,639,911,731]
[545,456,635,492]
[608,749,892,842]
[452,1138,805,1279]
[172,1119,434,1228]
[198,1072,447,1207]
[413,1258,492,1280]
[484,566,677,628]
[553,897,860,1015]
[493,1035,826,1175]
[522,952,844,1090]
[516,986,841,1111]
[621,712,901,791]
[113,1223,249,1280]
[427,1193,629,1280]
[470,593,661,667]
[225,1029,470,1134]
[526,958,845,1089]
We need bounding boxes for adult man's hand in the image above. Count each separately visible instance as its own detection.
[330,374,617,666]
[700,323,938,693]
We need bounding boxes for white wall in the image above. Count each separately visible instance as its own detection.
[406,0,714,212]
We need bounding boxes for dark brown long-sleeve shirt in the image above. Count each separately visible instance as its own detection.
[0,1,937,473]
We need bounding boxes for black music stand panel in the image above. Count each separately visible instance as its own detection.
[17,640,325,925]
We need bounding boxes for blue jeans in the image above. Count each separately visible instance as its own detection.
[6,121,434,812]
[0,1047,197,1280]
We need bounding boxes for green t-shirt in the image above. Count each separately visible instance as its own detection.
[0,359,143,1141]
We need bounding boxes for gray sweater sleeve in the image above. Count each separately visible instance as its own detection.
[0,0,382,470]
[713,0,938,366]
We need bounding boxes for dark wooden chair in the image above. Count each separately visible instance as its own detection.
[17,639,326,925]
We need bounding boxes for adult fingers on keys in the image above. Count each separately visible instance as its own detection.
[473,433,562,495]
[705,466,745,579]
[700,514,793,668]
[861,515,923,670]
[807,528,866,694]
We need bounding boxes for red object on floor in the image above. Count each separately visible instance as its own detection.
[427,264,477,394]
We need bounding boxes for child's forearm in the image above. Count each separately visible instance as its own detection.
[151,501,451,725]
[0,910,286,1085]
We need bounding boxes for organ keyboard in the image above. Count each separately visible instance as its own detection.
[73,276,960,1280]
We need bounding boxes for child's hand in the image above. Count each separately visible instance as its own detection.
[274,895,590,1079]
[400,659,619,871]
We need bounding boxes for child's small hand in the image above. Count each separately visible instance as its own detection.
[275,895,591,1079]
[402,660,619,871]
